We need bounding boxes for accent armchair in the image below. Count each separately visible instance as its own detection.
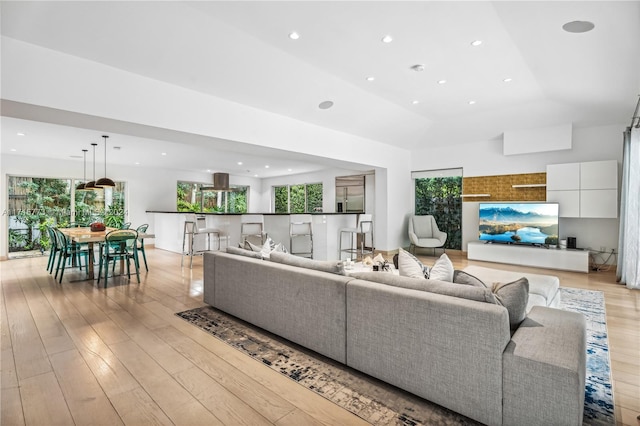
[408,215,447,255]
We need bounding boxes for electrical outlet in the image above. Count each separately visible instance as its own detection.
[600,246,607,252]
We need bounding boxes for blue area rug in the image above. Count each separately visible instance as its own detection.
[559,287,615,425]
[178,287,614,425]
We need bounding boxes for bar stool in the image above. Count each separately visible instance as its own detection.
[290,214,313,258]
[339,214,374,261]
[182,214,222,268]
[241,214,265,246]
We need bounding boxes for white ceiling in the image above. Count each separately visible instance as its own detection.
[2,1,639,176]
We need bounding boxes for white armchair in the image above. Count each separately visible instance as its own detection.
[408,215,447,255]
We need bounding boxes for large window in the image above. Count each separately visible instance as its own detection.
[273,183,323,213]
[7,175,126,256]
[413,169,462,250]
[177,181,248,213]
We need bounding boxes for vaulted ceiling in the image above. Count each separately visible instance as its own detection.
[2,1,639,176]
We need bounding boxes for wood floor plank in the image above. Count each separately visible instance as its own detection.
[109,339,223,425]
[152,323,296,423]
[108,386,174,426]
[20,371,74,426]
[1,385,25,426]
[3,282,52,380]
[49,349,124,425]
[173,366,274,426]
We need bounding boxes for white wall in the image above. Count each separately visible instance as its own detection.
[411,123,625,258]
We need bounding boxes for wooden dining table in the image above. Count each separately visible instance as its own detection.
[58,227,155,280]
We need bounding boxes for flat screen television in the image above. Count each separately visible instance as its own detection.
[478,202,559,246]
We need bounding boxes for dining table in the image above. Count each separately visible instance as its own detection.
[58,227,155,280]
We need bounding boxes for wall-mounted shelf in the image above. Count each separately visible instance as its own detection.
[461,194,491,198]
[512,184,547,188]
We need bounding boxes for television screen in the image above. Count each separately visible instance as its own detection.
[478,202,559,246]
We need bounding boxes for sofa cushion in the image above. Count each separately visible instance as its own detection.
[429,253,454,281]
[492,277,529,330]
[226,246,264,259]
[269,251,346,275]
[453,270,487,288]
[397,248,429,279]
[349,272,497,304]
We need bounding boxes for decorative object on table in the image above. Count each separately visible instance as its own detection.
[90,222,106,232]
[362,255,374,266]
[177,286,614,426]
[95,135,116,187]
[344,258,354,270]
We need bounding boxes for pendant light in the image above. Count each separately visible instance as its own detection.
[96,135,116,188]
[75,149,89,191]
[84,143,98,190]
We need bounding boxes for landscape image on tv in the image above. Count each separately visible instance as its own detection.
[478,203,559,245]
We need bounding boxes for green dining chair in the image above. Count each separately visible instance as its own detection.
[135,223,149,271]
[54,228,90,283]
[97,229,139,287]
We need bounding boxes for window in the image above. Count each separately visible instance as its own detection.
[177,181,248,213]
[413,169,462,250]
[7,175,126,256]
[273,183,323,213]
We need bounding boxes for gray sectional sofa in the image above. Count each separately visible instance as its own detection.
[203,250,586,426]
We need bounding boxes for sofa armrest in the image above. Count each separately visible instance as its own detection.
[503,306,586,426]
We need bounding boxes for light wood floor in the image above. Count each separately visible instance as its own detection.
[1,249,638,426]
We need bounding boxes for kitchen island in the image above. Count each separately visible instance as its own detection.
[146,211,364,261]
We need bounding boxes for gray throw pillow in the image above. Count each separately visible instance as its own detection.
[492,277,529,330]
[453,270,487,288]
[269,251,345,275]
[226,246,263,259]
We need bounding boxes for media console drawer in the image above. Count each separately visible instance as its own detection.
[467,241,589,273]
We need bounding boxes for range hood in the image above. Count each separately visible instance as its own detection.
[202,172,230,191]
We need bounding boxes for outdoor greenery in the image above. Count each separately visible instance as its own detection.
[8,176,126,254]
[415,176,463,250]
[177,181,248,213]
[274,183,323,213]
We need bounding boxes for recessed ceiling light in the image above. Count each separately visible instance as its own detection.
[161,152,167,156]
[503,78,513,83]
[17,132,25,136]
[468,100,476,105]
[135,162,140,165]
[366,76,375,81]
[318,100,334,109]
[237,161,243,165]
[265,165,270,169]
[562,21,595,33]
[288,168,293,172]
[10,148,17,152]
[438,79,447,84]
[289,31,300,40]
[207,169,211,172]
[412,100,420,105]
[381,35,393,43]
[411,64,425,72]
[471,40,483,46]
[254,174,258,177]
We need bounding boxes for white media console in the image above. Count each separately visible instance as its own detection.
[467,241,589,273]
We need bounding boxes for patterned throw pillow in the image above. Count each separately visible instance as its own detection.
[429,253,454,282]
[398,248,429,279]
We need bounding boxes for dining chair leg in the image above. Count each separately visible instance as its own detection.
[140,247,148,271]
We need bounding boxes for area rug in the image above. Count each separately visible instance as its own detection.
[177,287,614,425]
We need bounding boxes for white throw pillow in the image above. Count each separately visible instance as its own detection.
[429,253,454,282]
[398,248,429,279]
